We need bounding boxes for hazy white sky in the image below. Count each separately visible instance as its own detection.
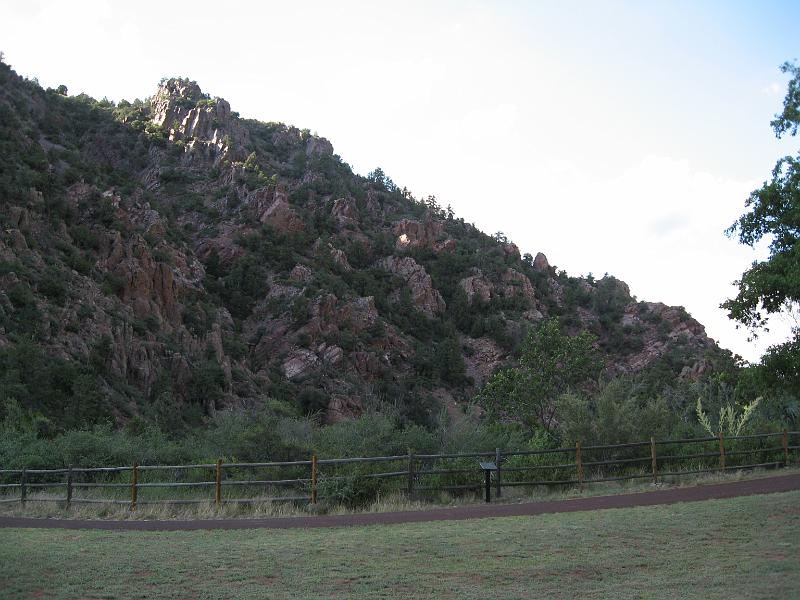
[2,0,798,361]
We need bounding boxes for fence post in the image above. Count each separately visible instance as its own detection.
[130,463,138,512]
[311,454,318,505]
[650,437,658,484]
[20,468,27,507]
[215,459,222,507]
[575,441,583,490]
[65,465,73,510]
[495,447,502,499]
[407,449,415,499]
[783,429,789,467]
[718,432,726,471]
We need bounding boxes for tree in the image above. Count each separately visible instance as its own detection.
[478,318,603,432]
[722,61,800,390]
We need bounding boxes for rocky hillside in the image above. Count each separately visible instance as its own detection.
[0,60,731,432]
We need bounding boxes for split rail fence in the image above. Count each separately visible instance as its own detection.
[0,430,797,511]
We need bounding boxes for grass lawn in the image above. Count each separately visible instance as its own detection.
[1,491,798,599]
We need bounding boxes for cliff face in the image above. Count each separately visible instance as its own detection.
[0,62,729,431]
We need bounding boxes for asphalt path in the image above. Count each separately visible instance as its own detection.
[1,472,797,532]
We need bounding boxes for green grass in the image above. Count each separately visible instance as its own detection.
[2,491,799,599]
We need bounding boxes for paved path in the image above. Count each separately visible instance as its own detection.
[1,473,798,532]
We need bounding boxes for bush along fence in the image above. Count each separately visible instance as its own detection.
[0,431,798,510]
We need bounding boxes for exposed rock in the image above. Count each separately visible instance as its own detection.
[365,190,382,215]
[576,307,600,329]
[311,293,339,321]
[8,206,30,231]
[340,296,379,331]
[503,243,520,260]
[533,252,550,272]
[681,359,712,381]
[150,78,247,165]
[459,272,493,304]
[523,309,544,322]
[282,349,319,380]
[7,229,27,251]
[313,239,352,272]
[330,247,351,271]
[461,336,505,387]
[326,394,363,424]
[0,65,731,428]
[259,188,305,234]
[305,136,334,156]
[107,323,161,395]
[290,264,312,283]
[332,197,359,227]
[393,212,445,251]
[103,233,184,323]
[195,223,249,264]
[349,351,382,379]
[318,343,344,365]
[207,322,233,392]
[378,256,446,317]
[498,268,537,306]
[646,302,708,339]
[434,239,457,253]
[250,320,291,368]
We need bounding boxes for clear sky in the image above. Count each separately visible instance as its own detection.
[2,0,798,362]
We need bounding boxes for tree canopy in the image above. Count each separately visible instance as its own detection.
[723,61,800,396]
[478,318,603,432]
[723,62,800,332]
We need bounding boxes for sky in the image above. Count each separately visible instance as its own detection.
[2,0,798,362]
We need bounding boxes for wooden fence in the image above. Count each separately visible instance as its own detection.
[0,430,797,510]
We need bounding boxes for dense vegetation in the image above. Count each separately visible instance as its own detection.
[723,60,800,412]
[0,55,796,478]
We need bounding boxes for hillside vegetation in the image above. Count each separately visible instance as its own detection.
[0,57,783,466]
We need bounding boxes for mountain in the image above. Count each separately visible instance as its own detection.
[0,60,732,433]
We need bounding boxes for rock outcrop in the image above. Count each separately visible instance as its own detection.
[259,188,305,234]
[498,268,538,307]
[0,62,731,430]
[393,212,448,251]
[282,349,319,380]
[332,197,359,228]
[150,78,247,165]
[459,272,493,304]
[378,256,446,317]
[533,252,551,272]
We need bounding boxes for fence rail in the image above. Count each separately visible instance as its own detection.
[0,430,797,511]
